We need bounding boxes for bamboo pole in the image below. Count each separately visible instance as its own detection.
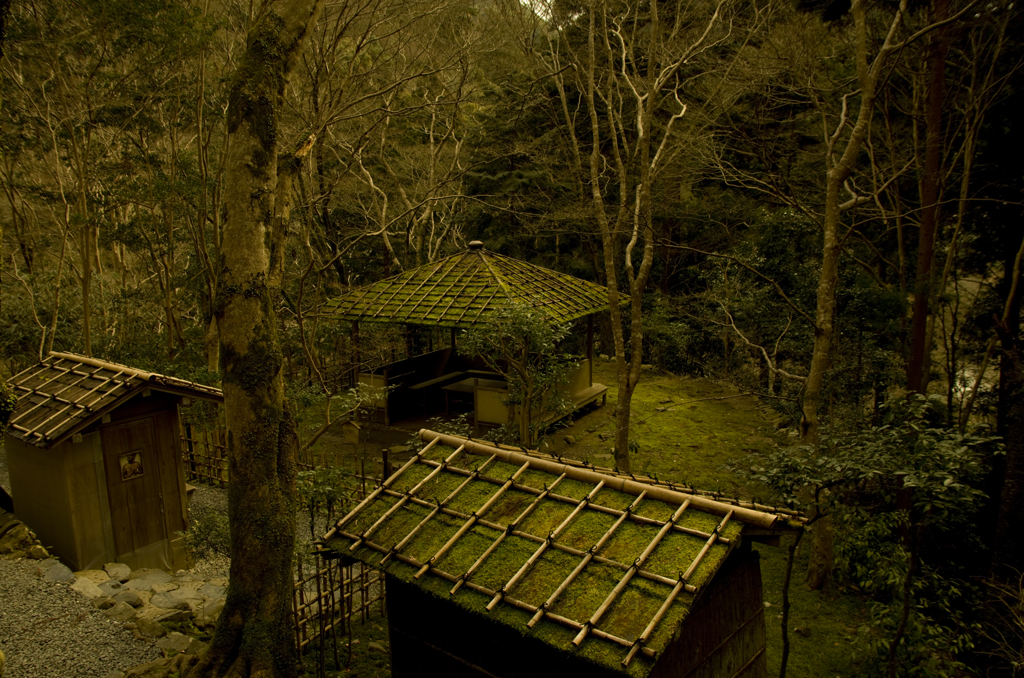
[528,491,647,628]
[378,455,499,566]
[330,525,657,660]
[324,436,441,540]
[621,509,735,667]
[376,486,681,588]
[415,461,532,579]
[420,455,731,546]
[451,472,568,595]
[420,429,788,528]
[349,444,465,551]
[574,500,691,647]
[487,480,606,611]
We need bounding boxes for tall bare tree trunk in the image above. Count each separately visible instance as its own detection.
[188,1,324,676]
[906,0,948,394]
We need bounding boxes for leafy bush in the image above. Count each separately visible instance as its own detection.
[749,395,1003,676]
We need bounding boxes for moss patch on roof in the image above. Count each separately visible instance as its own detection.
[323,440,751,677]
[320,245,609,329]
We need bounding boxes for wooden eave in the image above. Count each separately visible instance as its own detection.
[6,352,223,449]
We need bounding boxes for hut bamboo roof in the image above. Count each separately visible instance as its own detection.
[322,430,801,677]
[320,242,609,328]
[6,352,223,449]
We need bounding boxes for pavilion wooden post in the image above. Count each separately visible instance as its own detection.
[587,315,594,387]
[351,321,360,387]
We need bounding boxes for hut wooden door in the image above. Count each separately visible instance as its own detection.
[101,416,170,569]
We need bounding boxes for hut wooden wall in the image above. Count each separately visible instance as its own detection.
[386,575,626,678]
[98,392,188,570]
[385,548,766,678]
[650,548,768,678]
[5,432,113,571]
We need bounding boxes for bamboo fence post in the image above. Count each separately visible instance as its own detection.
[415,460,532,579]
[486,480,606,611]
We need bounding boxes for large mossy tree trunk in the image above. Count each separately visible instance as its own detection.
[188,1,324,677]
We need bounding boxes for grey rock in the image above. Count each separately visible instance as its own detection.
[75,569,111,585]
[135,617,168,639]
[98,580,123,597]
[194,596,225,630]
[156,609,191,623]
[34,557,59,572]
[197,583,225,598]
[114,590,144,607]
[150,592,191,610]
[104,562,132,583]
[156,632,193,656]
[103,601,138,622]
[184,640,209,656]
[367,641,387,653]
[123,578,154,593]
[44,563,74,582]
[28,544,49,559]
[92,596,116,610]
[130,568,173,585]
[70,577,105,599]
[150,582,178,594]
[563,435,576,445]
[171,572,201,584]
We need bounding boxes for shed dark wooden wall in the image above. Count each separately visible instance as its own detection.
[384,548,767,678]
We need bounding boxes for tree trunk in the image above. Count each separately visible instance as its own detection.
[187,1,324,676]
[906,0,948,394]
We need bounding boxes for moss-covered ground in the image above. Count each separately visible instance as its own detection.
[303,359,871,677]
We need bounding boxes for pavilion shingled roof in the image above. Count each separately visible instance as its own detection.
[321,430,800,677]
[6,352,223,449]
[320,242,609,328]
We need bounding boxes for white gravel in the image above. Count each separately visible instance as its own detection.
[0,558,162,677]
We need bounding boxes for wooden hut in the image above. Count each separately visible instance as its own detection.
[321,241,609,434]
[3,352,223,571]
[321,430,803,678]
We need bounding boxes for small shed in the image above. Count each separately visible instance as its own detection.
[4,352,223,571]
[321,241,610,434]
[322,430,802,678]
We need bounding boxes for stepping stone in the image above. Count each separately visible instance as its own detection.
[104,562,132,583]
[70,578,105,599]
[45,563,74,583]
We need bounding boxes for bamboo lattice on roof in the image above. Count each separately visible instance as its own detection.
[321,430,796,676]
[6,352,223,448]
[319,242,610,328]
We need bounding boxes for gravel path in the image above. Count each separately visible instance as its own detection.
[0,445,330,678]
[0,558,163,677]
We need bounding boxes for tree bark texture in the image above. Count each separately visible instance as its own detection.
[188,1,324,677]
[906,0,948,394]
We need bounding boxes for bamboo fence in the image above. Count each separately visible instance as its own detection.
[180,424,228,487]
[292,550,387,665]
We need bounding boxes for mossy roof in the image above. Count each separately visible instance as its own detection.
[6,352,223,448]
[319,242,609,328]
[321,434,777,677]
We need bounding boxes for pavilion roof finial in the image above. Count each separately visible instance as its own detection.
[468,240,484,250]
